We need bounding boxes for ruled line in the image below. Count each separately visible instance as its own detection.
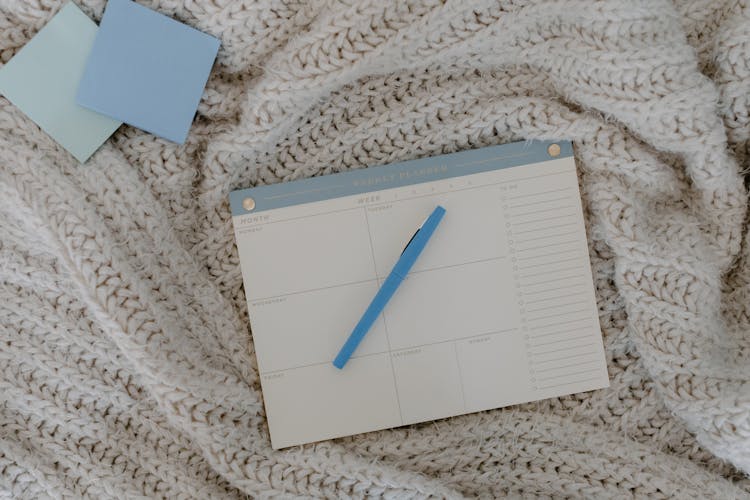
[525,299,588,313]
[249,277,378,303]
[538,376,603,390]
[410,256,508,276]
[261,350,387,374]
[526,308,590,322]
[513,222,578,235]
[513,213,577,226]
[390,327,519,353]
[512,205,574,218]
[531,316,593,330]
[532,342,593,356]
[515,239,579,253]
[522,283,586,296]
[534,359,599,373]
[529,324,592,338]
[519,257,582,271]
[515,231,578,245]
[520,265,581,280]
[453,342,467,411]
[508,195,572,209]
[524,290,586,305]
[364,207,404,425]
[237,205,360,229]
[507,187,574,200]
[537,367,601,382]
[533,351,597,365]
[522,273,583,287]
[531,334,591,348]
[517,248,580,262]
[265,327,522,375]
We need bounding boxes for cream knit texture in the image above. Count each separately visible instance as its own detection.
[2,0,750,497]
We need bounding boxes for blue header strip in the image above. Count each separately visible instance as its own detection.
[230,140,572,215]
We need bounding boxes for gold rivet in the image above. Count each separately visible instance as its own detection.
[547,143,561,157]
[242,197,256,211]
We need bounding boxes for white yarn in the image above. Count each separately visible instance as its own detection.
[1,0,750,497]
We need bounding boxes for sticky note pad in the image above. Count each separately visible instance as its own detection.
[76,0,220,144]
[0,3,121,163]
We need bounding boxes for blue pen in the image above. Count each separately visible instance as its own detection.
[333,205,446,369]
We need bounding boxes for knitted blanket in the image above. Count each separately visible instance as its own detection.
[2,0,750,497]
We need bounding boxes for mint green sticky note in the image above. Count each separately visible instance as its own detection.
[0,2,121,162]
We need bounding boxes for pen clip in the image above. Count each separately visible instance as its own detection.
[400,216,429,256]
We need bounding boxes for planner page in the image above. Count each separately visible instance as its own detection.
[230,140,609,449]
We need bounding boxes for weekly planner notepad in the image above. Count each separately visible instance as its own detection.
[230,140,609,449]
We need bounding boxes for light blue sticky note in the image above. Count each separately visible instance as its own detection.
[0,3,121,163]
[76,0,220,144]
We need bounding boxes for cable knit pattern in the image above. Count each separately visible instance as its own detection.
[1,0,750,497]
